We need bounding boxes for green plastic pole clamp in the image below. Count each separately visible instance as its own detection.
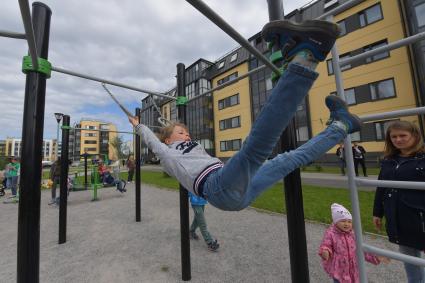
[61,126,72,130]
[269,50,283,64]
[176,96,188,106]
[22,55,52,78]
[271,66,285,83]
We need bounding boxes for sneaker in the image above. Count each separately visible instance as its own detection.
[189,231,199,240]
[207,240,220,252]
[325,95,362,134]
[262,20,340,62]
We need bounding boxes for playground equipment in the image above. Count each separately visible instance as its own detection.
[3,0,425,283]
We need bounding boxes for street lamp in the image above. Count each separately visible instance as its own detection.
[54,112,64,160]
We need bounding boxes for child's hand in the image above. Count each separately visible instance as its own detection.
[320,250,330,261]
[377,256,391,264]
[128,116,139,127]
[373,217,382,232]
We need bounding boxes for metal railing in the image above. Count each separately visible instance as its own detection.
[327,3,425,281]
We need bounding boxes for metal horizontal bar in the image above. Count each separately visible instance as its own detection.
[363,244,425,267]
[72,127,136,135]
[18,0,38,69]
[51,66,175,100]
[340,31,425,67]
[185,0,280,74]
[356,178,425,190]
[359,106,425,123]
[317,0,364,20]
[0,30,26,39]
[188,65,266,102]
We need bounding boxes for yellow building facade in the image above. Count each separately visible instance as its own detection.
[78,120,118,161]
[212,63,252,159]
[309,0,418,157]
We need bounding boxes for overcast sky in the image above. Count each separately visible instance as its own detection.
[0,0,314,141]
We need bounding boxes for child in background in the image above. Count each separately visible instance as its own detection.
[319,203,388,283]
[188,191,219,252]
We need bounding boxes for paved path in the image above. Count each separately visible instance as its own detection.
[0,184,406,282]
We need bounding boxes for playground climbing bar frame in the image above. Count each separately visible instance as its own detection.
[185,0,280,74]
[51,66,174,100]
[0,29,26,39]
[59,115,70,244]
[135,108,142,222]
[18,0,38,69]
[267,0,310,282]
[176,63,191,281]
[327,8,425,282]
[17,3,51,283]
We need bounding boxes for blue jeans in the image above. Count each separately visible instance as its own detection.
[190,205,213,243]
[203,63,346,211]
[399,245,425,283]
[7,176,18,196]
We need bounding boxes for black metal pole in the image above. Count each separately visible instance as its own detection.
[17,2,51,283]
[135,108,141,222]
[59,115,70,244]
[266,1,310,282]
[177,63,191,281]
[84,153,88,189]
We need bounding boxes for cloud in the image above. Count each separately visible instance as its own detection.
[0,0,312,141]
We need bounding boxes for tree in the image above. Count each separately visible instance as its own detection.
[109,135,129,160]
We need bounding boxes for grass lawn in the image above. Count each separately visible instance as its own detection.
[137,171,384,235]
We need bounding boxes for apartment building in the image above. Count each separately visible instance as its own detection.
[141,0,424,166]
[69,119,118,161]
[0,138,55,161]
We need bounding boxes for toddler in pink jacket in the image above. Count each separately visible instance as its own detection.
[318,203,386,283]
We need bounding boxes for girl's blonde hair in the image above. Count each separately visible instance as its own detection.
[383,120,425,158]
[158,122,188,143]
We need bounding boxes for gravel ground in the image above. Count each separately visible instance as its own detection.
[0,184,406,283]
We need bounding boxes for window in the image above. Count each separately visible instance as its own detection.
[85,147,97,152]
[266,78,273,90]
[351,132,361,141]
[218,61,225,69]
[230,53,238,62]
[415,3,425,27]
[100,125,109,130]
[324,0,338,11]
[220,139,242,151]
[326,39,389,75]
[338,20,346,36]
[84,133,97,137]
[85,125,97,130]
[218,93,239,110]
[370,79,395,100]
[340,53,352,71]
[219,116,240,130]
[345,88,356,105]
[217,72,238,86]
[364,40,389,63]
[84,140,97,144]
[327,59,334,75]
[330,90,355,105]
[296,126,309,142]
[359,4,383,27]
[375,120,395,140]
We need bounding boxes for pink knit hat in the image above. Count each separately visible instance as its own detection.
[331,203,352,223]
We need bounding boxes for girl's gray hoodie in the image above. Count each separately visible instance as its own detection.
[135,124,223,195]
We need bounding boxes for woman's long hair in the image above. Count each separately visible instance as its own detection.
[383,120,425,158]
